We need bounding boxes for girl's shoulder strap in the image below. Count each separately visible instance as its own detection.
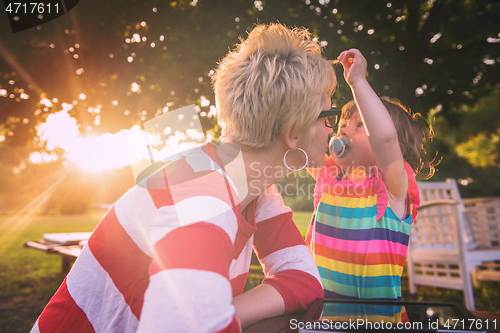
[374,161,419,222]
[405,161,420,223]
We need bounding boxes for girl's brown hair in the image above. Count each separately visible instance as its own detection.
[340,98,437,179]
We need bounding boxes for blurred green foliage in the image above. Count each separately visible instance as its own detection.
[0,0,499,209]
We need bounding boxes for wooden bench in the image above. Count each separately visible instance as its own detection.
[24,232,92,273]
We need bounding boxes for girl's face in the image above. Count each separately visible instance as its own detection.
[334,111,376,178]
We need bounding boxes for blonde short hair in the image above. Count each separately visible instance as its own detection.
[212,23,337,149]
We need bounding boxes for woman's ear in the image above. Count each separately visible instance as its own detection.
[282,125,299,150]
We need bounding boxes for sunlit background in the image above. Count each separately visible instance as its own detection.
[32,103,209,171]
[0,0,499,330]
[0,0,498,217]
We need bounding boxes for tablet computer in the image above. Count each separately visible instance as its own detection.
[297,298,489,332]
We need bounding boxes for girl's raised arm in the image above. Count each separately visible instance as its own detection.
[338,49,408,201]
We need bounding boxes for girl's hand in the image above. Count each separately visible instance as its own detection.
[337,49,368,86]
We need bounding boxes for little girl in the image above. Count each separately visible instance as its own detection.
[306,49,435,301]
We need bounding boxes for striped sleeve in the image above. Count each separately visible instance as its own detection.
[33,205,150,333]
[253,185,323,314]
[138,170,242,332]
[32,143,245,333]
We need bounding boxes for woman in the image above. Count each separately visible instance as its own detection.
[31,23,337,333]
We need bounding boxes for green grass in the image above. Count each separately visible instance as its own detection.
[0,212,102,333]
[1,211,498,332]
[292,211,314,236]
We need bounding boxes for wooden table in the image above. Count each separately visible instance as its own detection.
[24,232,91,273]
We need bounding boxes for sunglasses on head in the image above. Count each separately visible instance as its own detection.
[318,108,342,129]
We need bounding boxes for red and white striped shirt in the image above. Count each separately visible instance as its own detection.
[31,143,322,333]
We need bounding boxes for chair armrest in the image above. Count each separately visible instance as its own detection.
[417,199,459,210]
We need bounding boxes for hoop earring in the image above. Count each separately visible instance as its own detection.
[284,148,309,172]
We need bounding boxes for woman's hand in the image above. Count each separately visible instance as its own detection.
[337,49,368,86]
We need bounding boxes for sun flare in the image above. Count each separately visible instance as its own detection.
[33,107,207,174]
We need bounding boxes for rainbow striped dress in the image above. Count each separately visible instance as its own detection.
[306,159,420,301]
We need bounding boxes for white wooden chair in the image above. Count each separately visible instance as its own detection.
[463,197,500,285]
[406,179,500,310]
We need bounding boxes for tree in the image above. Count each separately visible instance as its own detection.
[0,0,499,192]
[430,86,500,196]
